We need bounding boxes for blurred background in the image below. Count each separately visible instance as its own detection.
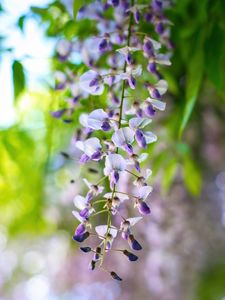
[0,0,225,299]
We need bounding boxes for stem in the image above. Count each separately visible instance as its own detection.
[99,0,134,268]
[90,209,108,218]
[115,190,139,199]
[96,175,107,185]
[118,1,134,129]
[125,169,139,178]
[92,199,107,205]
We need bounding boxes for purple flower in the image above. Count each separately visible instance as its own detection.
[128,234,142,251]
[87,109,111,131]
[95,225,118,249]
[80,246,92,253]
[76,137,102,162]
[79,70,104,95]
[111,271,122,281]
[137,200,151,215]
[83,178,104,202]
[75,223,86,236]
[112,127,134,154]
[123,250,138,261]
[50,109,66,119]
[99,38,108,51]
[73,231,90,243]
[120,217,142,240]
[104,154,126,188]
[129,117,157,148]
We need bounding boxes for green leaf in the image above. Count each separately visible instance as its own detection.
[12,60,26,101]
[183,156,202,196]
[17,15,26,32]
[161,158,178,194]
[73,0,84,19]
[178,31,205,139]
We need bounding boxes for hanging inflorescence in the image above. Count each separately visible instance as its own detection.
[52,0,173,281]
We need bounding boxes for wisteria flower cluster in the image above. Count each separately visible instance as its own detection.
[53,0,172,281]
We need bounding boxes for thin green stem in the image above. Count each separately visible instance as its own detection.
[125,168,139,178]
[115,190,138,199]
[90,209,108,218]
[99,0,134,268]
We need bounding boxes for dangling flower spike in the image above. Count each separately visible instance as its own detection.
[52,0,173,281]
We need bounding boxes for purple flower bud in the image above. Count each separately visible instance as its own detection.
[101,121,111,131]
[145,104,156,117]
[75,223,86,236]
[123,143,133,155]
[128,75,136,89]
[86,191,94,202]
[147,62,157,74]
[134,10,140,24]
[89,260,96,270]
[94,247,101,261]
[51,109,66,118]
[145,12,153,22]
[89,77,100,88]
[152,0,163,11]
[111,94,119,104]
[80,247,92,253]
[135,129,147,149]
[123,250,138,261]
[143,40,154,57]
[125,52,132,65]
[110,271,122,281]
[128,234,142,251]
[136,108,143,117]
[91,150,102,160]
[79,154,90,164]
[150,88,161,99]
[112,0,119,7]
[112,170,119,184]
[55,82,66,90]
[73,231,90,243]
[135,161,141,173]
[138,201,151,215]
[155,22,164,34]
[99,38,108,51]
[79,208,89,219]
[121,229,130,240]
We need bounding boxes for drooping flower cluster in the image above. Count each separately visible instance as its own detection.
[53,0,172,281]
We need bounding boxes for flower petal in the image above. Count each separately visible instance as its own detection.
[87,109,108,130]
[95,225,118,239]
[146,98,166,111]
[127,216,142,227]
[79,70,104,95]
[112,127,135,147]
[144,131,157,144]
[129,117,152,129]
[73,195,87,210]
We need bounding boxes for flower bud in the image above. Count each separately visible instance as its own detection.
[80,247,92,253]
[123,250,138,261]
[110,271,122,281]
[128,234,142,251]
[89,260,96,270]
[73,231,90,243]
